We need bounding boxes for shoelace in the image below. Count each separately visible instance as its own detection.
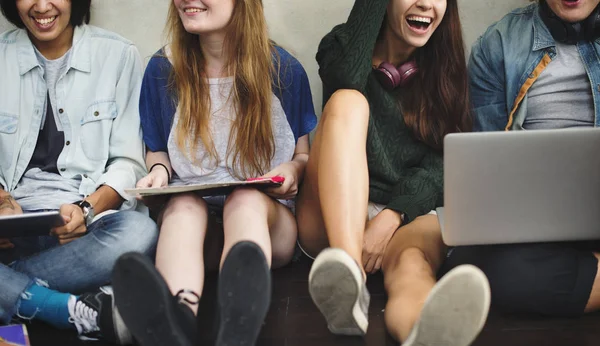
[176,289,201,306]
[68,297,99,335]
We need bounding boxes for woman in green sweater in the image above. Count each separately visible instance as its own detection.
[296,0,490,344]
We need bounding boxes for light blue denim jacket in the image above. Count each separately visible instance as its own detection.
[469,3,600,131]
[0,25,146,209]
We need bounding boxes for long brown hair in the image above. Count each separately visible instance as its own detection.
[390,0,472,150]
[166,0,276,178]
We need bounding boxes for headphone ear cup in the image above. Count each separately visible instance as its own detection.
[374,62,402,90]
[585,6,600,41]
[397,61,419,88]
[374,61,419,90]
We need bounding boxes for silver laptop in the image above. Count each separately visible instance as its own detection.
[438,128,600,246]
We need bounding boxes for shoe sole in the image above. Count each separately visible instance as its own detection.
[308,248,368,336]
[403,264,491,346]
[97,286,134,345]
[216,241,271,346]
[112,253,194,346]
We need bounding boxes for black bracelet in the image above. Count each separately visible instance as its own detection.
[150,163,171,182]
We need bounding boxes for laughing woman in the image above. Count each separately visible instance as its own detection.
[0,0,157,344]
[296,0,491,345]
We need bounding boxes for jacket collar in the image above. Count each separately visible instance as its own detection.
[531,3,600,51]
[17,24,91,76]
[532,4,556,51]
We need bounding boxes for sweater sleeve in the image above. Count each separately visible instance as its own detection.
[316,0,389,94]
[385,150,443,223]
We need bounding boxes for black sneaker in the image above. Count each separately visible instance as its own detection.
[68,287,133,345]
[216,241,271,346]
[112,252,198,346]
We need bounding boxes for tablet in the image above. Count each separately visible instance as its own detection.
[0,211,65,238]
[125,176,285,197]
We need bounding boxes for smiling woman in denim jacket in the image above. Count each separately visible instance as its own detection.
[0,0,158,344]
[442,0,600,319]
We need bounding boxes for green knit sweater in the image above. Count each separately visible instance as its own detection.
[316,0,443,223]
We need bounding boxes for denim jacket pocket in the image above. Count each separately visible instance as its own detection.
[0,113,18,134]
[0,112,18,168]
[79,101,117,161]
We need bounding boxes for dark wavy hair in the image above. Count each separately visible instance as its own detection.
[0,0,91,29]
[384,0,472,150]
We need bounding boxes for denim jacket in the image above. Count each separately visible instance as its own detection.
[469,3,600,131]
[0,25,146,209]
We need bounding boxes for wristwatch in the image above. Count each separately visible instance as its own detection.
[78,200,95,226]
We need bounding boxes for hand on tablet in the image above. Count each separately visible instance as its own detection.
[261,162,296,200]
[136,170,170,211]
[51,204,87,245]
[0,194,23,217]
[137,169,169,190]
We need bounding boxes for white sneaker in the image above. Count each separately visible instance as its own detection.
[308,248,369,336]
[403,265,491,346]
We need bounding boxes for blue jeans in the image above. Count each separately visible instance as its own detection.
[0,210,158,323]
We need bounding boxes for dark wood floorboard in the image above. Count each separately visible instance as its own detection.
[24,256,600,345]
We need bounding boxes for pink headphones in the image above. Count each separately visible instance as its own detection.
[373,61,419,90]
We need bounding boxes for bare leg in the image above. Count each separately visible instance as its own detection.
[111,193,216,345]
[584,253,600,313]
[221,187,297,269]
[382,214,446,341]
[383,214,490,345]
[215,187,297,345]
[296,90,372,336]
[155,193,210,314]
[296,89,370,267]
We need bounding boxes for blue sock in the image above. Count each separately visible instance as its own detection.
[17,283,75,330]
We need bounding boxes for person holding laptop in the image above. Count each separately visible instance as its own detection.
[0,0,158,343]
[442,0,600,317]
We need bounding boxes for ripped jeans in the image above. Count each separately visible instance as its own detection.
[0,210,158,324]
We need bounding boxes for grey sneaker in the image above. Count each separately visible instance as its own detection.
[308,248,369,336]
[403,264,491,346]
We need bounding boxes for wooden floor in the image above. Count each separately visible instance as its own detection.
[27,256,600,346]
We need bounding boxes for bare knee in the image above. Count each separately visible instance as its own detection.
[383,247,431,278]
[322,89,370,124]
[271,245,295,269]
[163,193,208,218]
[224,187,270,213]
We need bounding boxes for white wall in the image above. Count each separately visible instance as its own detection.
[0,0,526,113]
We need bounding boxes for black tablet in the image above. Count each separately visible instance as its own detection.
[0,211,65,238]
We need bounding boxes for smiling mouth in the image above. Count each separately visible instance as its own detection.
[184,8,207,13]
[33,16,57,26]
[406,15,432,30]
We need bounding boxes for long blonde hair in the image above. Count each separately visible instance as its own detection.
[166,0,276,178]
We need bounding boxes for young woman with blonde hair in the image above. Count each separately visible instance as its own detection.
[111,1,317,345]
